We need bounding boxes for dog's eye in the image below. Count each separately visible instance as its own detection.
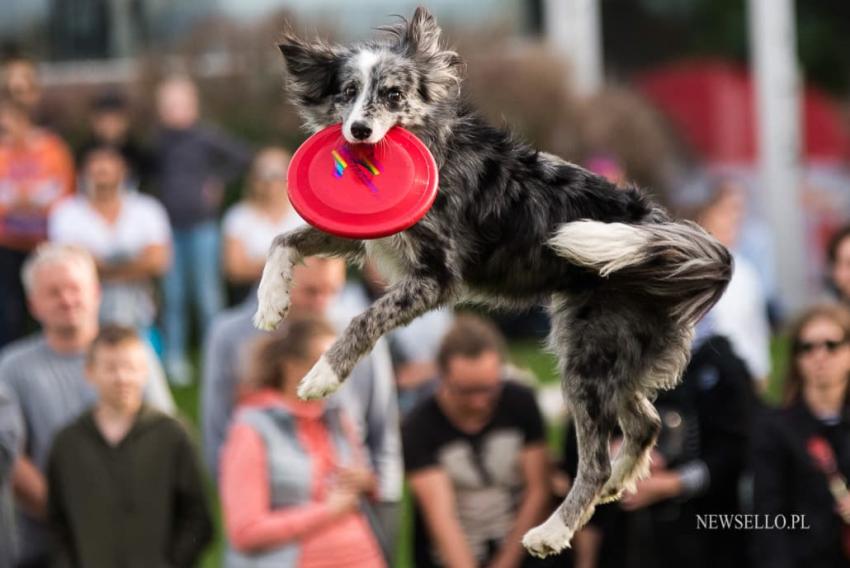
[343,85,357,99]
[386,88,403,104]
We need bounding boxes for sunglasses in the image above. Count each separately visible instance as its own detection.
[794,338,849,356]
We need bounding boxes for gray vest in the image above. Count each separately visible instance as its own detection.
[225,403,355,568]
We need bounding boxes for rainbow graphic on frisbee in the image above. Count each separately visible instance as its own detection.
[332,145,383,194]
[331,149,347,177]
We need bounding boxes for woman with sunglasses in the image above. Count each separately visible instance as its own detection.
[753,303,850,568]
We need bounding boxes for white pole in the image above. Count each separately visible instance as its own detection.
[748,0,807,312]
[544,0,603,97]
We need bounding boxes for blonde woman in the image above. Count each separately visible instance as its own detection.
[222,146,303,288]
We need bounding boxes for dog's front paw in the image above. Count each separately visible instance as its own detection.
[297,356,342,400]
[253,247,295,331]
[522,515,574,559]
[253,290,290,331]
[253,271,292,331]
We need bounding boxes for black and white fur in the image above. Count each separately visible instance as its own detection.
[255,7,732,557]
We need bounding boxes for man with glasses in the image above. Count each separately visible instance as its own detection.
[403,315,554,568]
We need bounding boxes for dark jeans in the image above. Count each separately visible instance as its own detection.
[14,558,49,568]
[0,247,29,350]
[162,221,224,368]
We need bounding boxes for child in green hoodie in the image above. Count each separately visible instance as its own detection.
[47,325,212,568]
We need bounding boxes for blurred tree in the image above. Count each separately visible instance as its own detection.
[796,0,850,94]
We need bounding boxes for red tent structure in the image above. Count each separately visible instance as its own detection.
[635,60,850,165]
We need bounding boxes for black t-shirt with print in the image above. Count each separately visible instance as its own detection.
[403,381,546,567]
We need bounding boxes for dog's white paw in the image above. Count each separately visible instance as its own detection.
[599,473,642,504]
[598,476,629,504]
[597,486,625,504]
[522,515,574,559]
[253,248,294,331]
[254,283,289,331]
[599,450,651,503]
[297,356,342,400]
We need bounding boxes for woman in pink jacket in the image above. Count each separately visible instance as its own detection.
[219,316,386,567]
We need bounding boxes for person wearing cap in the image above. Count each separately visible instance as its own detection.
[77,90,151,191]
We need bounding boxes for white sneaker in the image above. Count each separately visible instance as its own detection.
[166,358,193,387]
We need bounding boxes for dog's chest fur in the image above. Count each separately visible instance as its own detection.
[365,234,418,284]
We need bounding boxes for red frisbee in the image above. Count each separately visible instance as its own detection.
[287,124,439,239]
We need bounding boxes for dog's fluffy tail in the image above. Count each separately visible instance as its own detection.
[549,220,733,325]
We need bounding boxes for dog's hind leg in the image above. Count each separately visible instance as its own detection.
[597,394,660,503]
[523,296,623,557]
[599,326,692,503]
[297,276,447,399]
[525,294,659,557]
[254,226,364,331]
[523,380,617,557]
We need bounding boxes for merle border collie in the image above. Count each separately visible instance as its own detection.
[253,7,732,557]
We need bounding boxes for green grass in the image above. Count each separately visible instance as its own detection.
[508,339,560,384]
[765,334,791,406]
[169,382,225,567]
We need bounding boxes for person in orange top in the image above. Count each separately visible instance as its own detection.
[220,316,387,568]
[0,96,74,348]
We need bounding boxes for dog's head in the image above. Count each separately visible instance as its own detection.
[278,7,463,144]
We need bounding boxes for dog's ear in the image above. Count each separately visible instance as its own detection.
[404,7,464,100]
[406,7,443,57]
[277,32,343,106]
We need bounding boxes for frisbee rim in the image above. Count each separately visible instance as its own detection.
[287,124,439,239]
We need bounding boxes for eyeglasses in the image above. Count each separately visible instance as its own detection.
[443,380,503,397]
[794,338,849,356]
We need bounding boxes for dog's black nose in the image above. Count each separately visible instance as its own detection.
[350,122,372,141]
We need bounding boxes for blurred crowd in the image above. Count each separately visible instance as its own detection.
[1,48,850,568]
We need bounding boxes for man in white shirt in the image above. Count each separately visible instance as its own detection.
[49,145,171,332]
